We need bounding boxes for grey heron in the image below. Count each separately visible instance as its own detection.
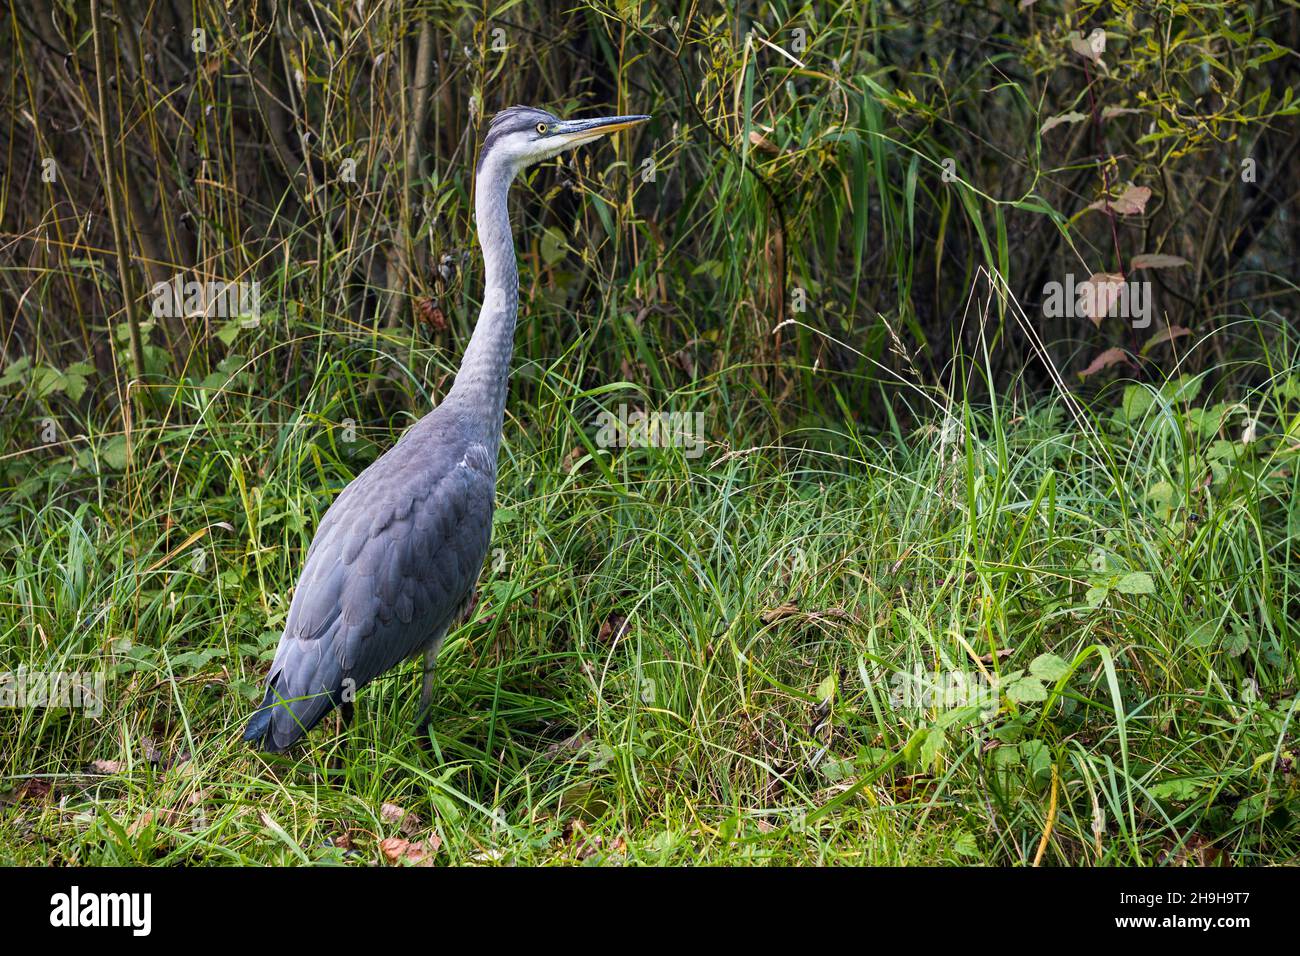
[243,106,649,751]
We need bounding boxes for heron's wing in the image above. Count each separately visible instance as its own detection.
[245,425,495,751]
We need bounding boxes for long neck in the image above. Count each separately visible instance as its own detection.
[447,154,520,449]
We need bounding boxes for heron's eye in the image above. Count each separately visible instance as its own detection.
[536,122,548,135]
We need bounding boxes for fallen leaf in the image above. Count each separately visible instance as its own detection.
[1078,346,1129,379]
[380,802,422,836]
[561,445,586,474]
[545,730,591,754]
[127,807,183,837]
[380,836,438,866]
[2,779,53,804]
[596,614,629,644]
[1130,253,1189,271]
[89,759,123,774]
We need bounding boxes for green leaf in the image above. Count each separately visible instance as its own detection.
[1029,653,1071,683]
[951,830,980,857]
[1021,739,1052,781]
[902,727,928,765]
[1006,677,1047,704]
[1223,626,1250,657]
[1121,385,1154,422]
[31,365,65,397]
[1150,778,1201,801]
[819,756,855,782]
[816,673,837,703]
[919,725,945,765]
[1146,481,1175,509]
[1115,572,1155,595]
[540,227,568,266]
[101,435,130,471]
[216,319,243,346]
[1085,585,1109,607]
[1231,793,1269,824]
[991,743,1021,768]
[1160,373,1204,404]
[1187,621,1217,648]
[0,356,31,388]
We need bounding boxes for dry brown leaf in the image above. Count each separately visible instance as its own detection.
[1142,325,1192,355]
[3,779,53,804]
[1130,253,1189,271]
[127,807,183,837]
[380,801,422,836]
[561,445,586,474]
[416,298,447,332]
[596,614,629,644]
[748,130,782,155]
[1078,347,1129,379]
[1078,273,1127,325]
[1107,182,1149,214]
[89,759,123,774]
[1092,184,1151,216]
[761,603,801,624]
[380,836,438,866]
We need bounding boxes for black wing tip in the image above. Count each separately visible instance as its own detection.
[242,704,293,752]
[243,685,344,753]
[242,687,301,752]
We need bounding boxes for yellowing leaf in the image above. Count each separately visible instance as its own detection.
[1041,111,1088,135]
[1068,29,1105,63]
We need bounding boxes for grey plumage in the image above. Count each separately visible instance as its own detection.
[244,104,648,751]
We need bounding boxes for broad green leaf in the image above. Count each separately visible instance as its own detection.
[1006,677,1047,704]
[1115,572,1155,595]
[1029,653,1071,683]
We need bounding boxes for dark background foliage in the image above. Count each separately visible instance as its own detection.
[3,1,1297,444]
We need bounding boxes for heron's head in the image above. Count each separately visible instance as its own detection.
[477,105,650,175]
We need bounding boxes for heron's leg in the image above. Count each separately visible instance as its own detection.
[419,646,438,717]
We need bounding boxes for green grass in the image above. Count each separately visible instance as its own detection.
[4,315,1299,866]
